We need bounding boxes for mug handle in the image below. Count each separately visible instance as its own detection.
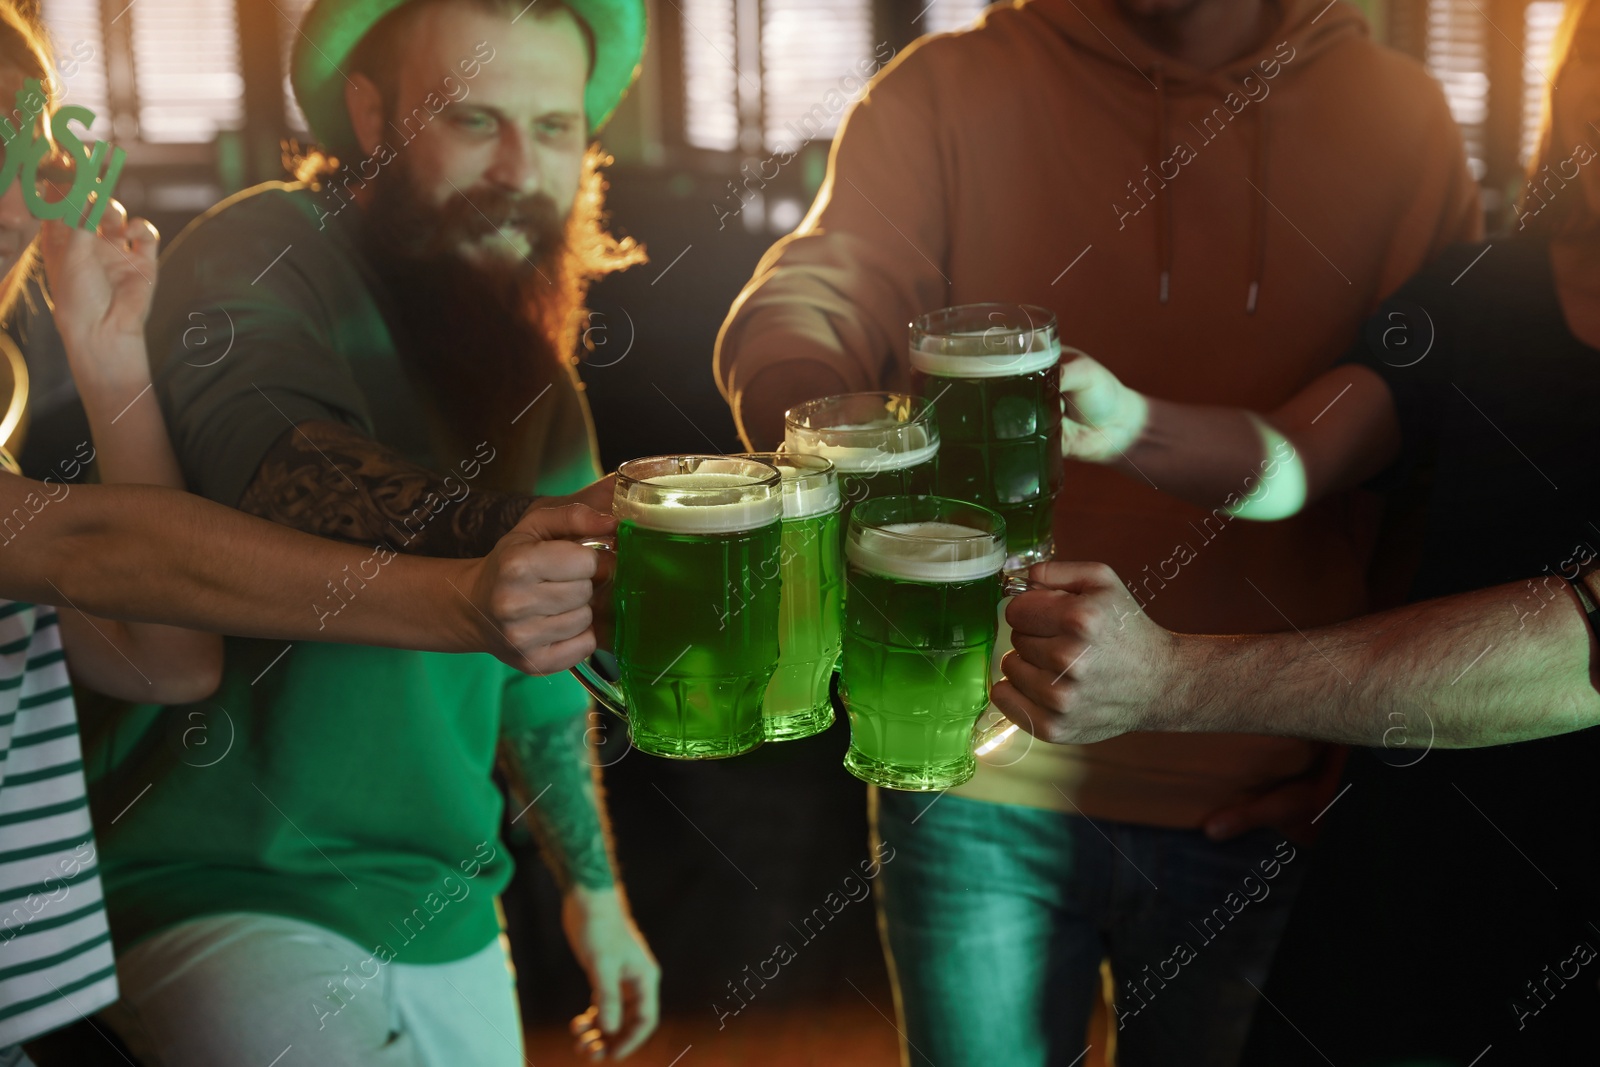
[1056,346,1094,422]
[1058,345,1094,367]
[972,575,1046,754]
[571,536,627,721]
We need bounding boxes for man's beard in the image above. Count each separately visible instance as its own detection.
[358,156,574,481]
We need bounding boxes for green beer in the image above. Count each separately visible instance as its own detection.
[912,304,1064,569]
[839,496,1025,791]
[737,453,844,741]
[783,393,940,529]
[606,456,784,759]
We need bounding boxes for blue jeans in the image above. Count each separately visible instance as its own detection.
[872,790,1305,1067]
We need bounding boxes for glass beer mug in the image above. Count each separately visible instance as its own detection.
[573,455,784,759]
[734,452,844,741]
[783,393,940,527]
[838,495,1037,790]
[911,303,1080,570]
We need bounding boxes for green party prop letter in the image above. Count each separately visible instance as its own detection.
[0,80,126,231]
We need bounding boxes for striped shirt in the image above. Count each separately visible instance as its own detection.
[0,602,116,1046]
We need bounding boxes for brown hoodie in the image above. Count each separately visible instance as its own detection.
[716,0,1481,825]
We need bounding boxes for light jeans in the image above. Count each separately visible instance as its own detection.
[100,913,523,1067]
[872,789,1305,1067]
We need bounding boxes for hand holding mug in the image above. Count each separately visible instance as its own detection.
[1057,353,1149,463]
[468,503,617,676]
[993,561,1180,745]
[529,473,617,517]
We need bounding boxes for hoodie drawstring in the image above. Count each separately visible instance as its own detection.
[1149,69,1270,314]
[1154,64,1172,306]
[1246,103,1267,314]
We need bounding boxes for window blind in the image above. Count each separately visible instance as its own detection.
[759,0,874,149]
[681,0,741,150]
[682,0,874,153]
[1521,0,1564,166]
[128,0,244,142]
[38,0,110,139]
[1425,0,1489,180]
[920,0,988,35]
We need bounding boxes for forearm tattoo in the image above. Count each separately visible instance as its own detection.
[238,420,533,558]
[498,714,617,892]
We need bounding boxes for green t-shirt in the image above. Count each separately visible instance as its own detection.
[80,183,602,964]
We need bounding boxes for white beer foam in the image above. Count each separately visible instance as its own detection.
[617,472,782,534]
[787,423,939,474]
[910,340,1060,379]
[776,464,841,520]
[848,521,1005,583]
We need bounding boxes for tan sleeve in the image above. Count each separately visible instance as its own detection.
[713,43,953,445]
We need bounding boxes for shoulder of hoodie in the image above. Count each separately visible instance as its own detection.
[1299,31,1458,123]
[852,6,1054,111]
[1288,38,1474,187]
[846,3,1095,138]
[860,4,1455,129]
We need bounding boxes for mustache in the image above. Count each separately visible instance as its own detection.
[366,174,566,266]
[435,186,564,254]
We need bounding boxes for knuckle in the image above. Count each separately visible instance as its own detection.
[498,549,535,585]
[488,588,517,621]
[1088,562,1119,586]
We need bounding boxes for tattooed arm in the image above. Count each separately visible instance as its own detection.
[237,420,612,557]
[498,714,616,892]
[499,717,660,1059]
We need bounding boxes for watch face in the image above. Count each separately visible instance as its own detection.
[1573,555,1600,620]
[1580,575,1600,615]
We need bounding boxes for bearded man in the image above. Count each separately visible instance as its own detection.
[77,2,658,1064]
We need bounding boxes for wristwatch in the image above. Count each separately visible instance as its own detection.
[1574,558,1600,640]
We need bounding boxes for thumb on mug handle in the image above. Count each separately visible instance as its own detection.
[973,574,1045,754]
[571,537,626,720]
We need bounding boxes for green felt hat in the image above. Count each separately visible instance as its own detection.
[291,0,646,159]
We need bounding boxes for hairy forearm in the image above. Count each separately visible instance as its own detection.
[238,420,533,558]
[1170,577,1600,748]
[8,480,484,653]
[498,714,617,893]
